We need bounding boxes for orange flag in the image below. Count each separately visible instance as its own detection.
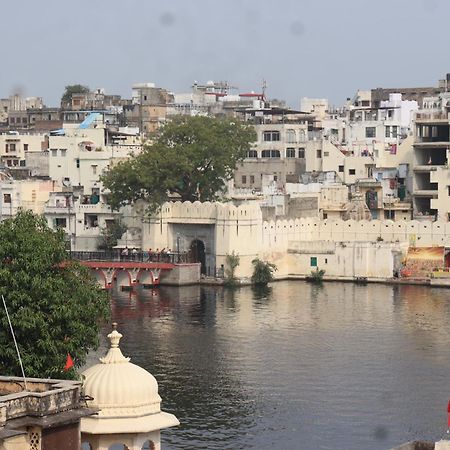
[64,353,74,371]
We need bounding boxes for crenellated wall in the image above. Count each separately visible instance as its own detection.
[134,201,449,280]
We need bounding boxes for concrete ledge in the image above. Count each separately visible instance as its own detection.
[390,441,434,450]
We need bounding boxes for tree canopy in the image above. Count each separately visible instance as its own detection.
[101,116,256,214]
[61,84,90,104]
[0,210,109,379]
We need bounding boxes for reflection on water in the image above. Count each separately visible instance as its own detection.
[87,282,450,450]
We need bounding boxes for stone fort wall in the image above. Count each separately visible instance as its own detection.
[139,201,449,279]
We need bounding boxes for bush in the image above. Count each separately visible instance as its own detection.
[224,252,240,286]
[310,267,325,283]
[251,258,277,285]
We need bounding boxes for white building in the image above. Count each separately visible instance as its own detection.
[81,324,179,450]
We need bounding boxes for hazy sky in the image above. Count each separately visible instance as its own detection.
[2,0,449,108]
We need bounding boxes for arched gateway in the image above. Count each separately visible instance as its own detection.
[189,239,206,274]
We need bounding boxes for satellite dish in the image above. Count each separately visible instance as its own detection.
[62,178,72,187]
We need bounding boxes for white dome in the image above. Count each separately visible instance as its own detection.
[81,325,179,435]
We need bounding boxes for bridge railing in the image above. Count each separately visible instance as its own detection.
[70,250,189,264]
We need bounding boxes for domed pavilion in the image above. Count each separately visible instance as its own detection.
[81,324,179,450]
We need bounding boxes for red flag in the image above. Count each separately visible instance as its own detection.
[447,400,450,427]
[64,353,74,371]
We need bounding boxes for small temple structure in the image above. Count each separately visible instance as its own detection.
[81,324,179,450]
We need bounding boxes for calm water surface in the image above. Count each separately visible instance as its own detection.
[88,282,450,450]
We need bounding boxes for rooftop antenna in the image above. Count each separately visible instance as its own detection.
[262,79,267,101]
[2,295,28,390]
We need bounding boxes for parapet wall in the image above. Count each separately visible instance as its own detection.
[159,200,263,222]
[262,218,450,250]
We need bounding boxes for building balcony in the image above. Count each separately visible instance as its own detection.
[44,204,75,214]
[413,189,438,198]
[413,165,440,172]
[78,203,111,214]
[415,112,449,123]
[413,140,450,147]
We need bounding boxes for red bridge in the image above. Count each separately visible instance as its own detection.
[71,251,189,290]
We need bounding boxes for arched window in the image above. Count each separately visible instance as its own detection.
[246,149,258,158]
[263,131,280,142]
[286,129,296,143]
[286,148,296,158]
[142,440,156,450]
[261,150,280,158]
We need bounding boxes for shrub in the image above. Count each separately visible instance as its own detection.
[224,252,240,285]
[310,267,325,283]
[251,258,277,285]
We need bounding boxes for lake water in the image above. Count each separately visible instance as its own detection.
[88,281,450,449]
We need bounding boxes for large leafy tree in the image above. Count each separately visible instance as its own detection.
[101,116,256,214]
[0,210,109,379]
[61,84,90,104]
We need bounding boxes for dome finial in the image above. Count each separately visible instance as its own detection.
[100,323,130,364]
[108,323,122,348]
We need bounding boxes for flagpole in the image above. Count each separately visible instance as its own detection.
[2,295,28,390]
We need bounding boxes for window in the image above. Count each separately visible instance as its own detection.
[349,169,356,175]
[365,127,376,138]
[51,149,57,157]
[298,148,305,158]
[286,129,296,143]
[448,186,450,196]
[22,117,27,124]
[261,150,281,158]
[338,165,344,173]
[76,158,80,168]
[385,126,390,138]
[310,257,317,267]
[10,143,16,152]
[10,117,15,124]
[323,213,328,219]
[263,131,280,142]
[324,151,329,157]
[286,148,296,158]
[316,149,322,158]
[23,144,28,151]
[54,218,67,228]
[250,175,255,184]
[91,164,98,175]
[273,175,278,182]
[5,144,8,152]
[3,194,11,203]
[241,175,247,184]
[60,149,67,157]
[392,126,398,138]
[247,150,258,158]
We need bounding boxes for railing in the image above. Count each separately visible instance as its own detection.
[415,112,449,121]
[70,250,189,264]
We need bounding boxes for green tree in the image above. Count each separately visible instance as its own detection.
[224,251,240,286]
[0,210,109,379]
[251,258,277,286]
[98,218,127,251]
[101,116,256,214]
[61,84,90,104]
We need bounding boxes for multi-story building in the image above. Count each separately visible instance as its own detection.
[0,131,47,168]
[412,92,450,221]
[234,107,317,190]
[124,83,174,134]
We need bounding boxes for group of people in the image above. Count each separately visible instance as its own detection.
[119,247,178,262]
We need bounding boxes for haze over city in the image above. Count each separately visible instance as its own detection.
[2,0,450,107]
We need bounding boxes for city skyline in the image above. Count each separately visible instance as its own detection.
[1,0,449,108]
